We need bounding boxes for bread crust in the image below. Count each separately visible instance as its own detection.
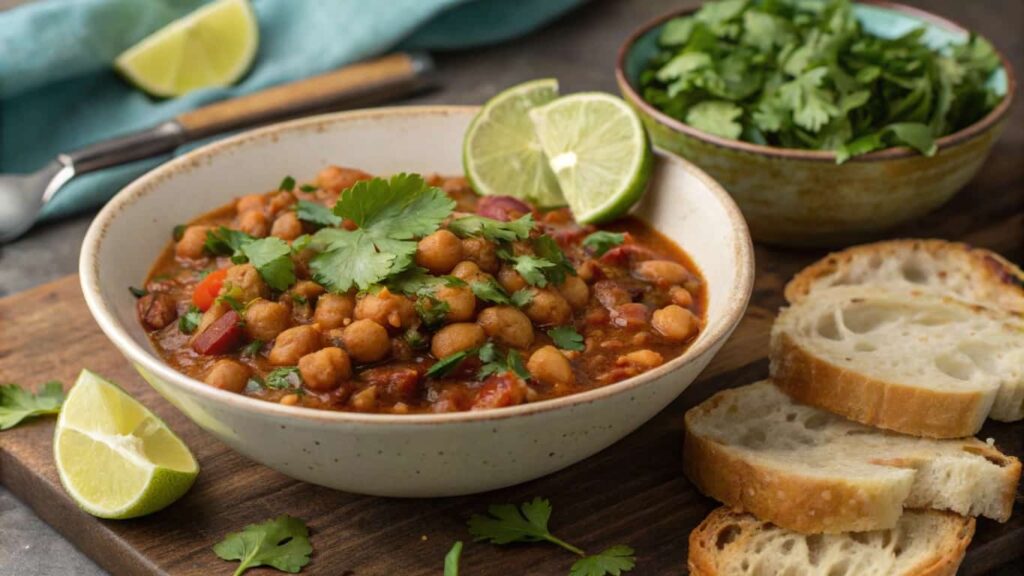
[687,507,975,576]
[684,391,911,534]
[769,331,993,439]
[785,239,1024,312]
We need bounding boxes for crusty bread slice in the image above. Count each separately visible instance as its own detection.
[770,285,1024,437]
[784,239,1024,312]
[683,381,1020,534]
[688,507,974,576]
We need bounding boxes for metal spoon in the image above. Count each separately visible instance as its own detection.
[0,52,434,243]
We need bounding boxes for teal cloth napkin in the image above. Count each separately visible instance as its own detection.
[0,0,582,222]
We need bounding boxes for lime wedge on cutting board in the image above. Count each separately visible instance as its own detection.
[54,370,198,519]
[529,93,652,224]
[463,78,566,208]
[115,0,258,98]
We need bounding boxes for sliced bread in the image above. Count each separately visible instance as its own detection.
[770,285,1024,437]
[688,507,974,576]
[784,238,1024,312]
[683,381,1020,534]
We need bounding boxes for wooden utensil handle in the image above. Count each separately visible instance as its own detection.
[176,52,433,139]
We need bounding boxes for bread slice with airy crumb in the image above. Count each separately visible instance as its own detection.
[683,381,1020,534]
[784,238,1024,312]
[770,285,1024,437]
[688,507,974,576]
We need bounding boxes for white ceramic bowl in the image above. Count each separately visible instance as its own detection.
[80,106,753,497]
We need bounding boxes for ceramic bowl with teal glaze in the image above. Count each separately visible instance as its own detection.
[617,1,1015,247]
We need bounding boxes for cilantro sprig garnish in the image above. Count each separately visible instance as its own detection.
[639,0,1003,163]
[582,231,625,257]
[444,541,463,576]
[425,350,473,379]
[0,381,65,431]
[264,367,303,391]
[213,515,312,576]
[178,305,202,334]
[548,326,585,352]
[448,214,535,242]
[477,342,530,380]
[204,228,296,291]
[294,200,341,229]
[309,174,455,292]
[468,498,636,576]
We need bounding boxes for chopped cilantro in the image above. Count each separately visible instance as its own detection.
[290,234,312,254]
[0,381,65,431]
[447,213,535,242]
[178,305,202,334]
[570,546,637,576]
[291,294,308,306]
[172,224,187,241]
[299,184,318,193]
[444,541,462,576]
[582,231,625,257]
[240,237,296,291]
[388,267,465,296]
[470,278,512,305]
[294,200,341,228]
[510,255,557,287]
[415,296,450,328]
[265,367,302,390]
[404,328,428,350]
[510,289,534,308]
[477,344,530,380]
[217,291,245,312]
[204,227,255,262]
[213,515,312,576]
[240,340,264,357]
[309,174,454,292]
[548,326,585,351]
[532,236,575,285]
[426,350,472,379]
[128,286,148,298]
[279,175,296,192]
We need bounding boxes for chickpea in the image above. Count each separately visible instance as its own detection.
[478,306,534,349]
[617,349,664,369]
[271,211,303,241]
[238,210,268,238]
[292,280,326,302]
[205,359,251,393]
[527,345,575,387]
[268,325,322,365]
[415,230,464,274]
[224,264,269,303]
[431,323,485,359]
[236,194,265,214]
[441,176,472,195]
[576,259,600,283]
[279,393,300,406]
[435,285,476,322]
[670,285,694,308]
[298,347,352,391]
[498,266,527,293]
[350,385,378,411]
[523,289,572,326]
[342,319,391,363]
[558,276,590,309]
[355,289,416,330]
[267,191,296,216]
[175,225,211,259]
[451,261,491,283]
[461,237,498,272]
[315,165,372,193]
[633,260,692,287]
[244,299,291,341]
[652,305,698,342]
[314,293,356,329]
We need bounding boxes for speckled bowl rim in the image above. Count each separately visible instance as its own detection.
[80,105,754,427]
[615,0,1017,163]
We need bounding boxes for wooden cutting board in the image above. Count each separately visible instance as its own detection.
[1,274,1021,576]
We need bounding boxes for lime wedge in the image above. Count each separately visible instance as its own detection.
[463,79,566,208]
[54,370,198,519]
[114,0,258,98]
[529,93,652,224]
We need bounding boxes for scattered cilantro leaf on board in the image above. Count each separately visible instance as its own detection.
[444,541,463,576]
[309,174,454,292]
[581,231,625,257]
[212,515,312,576]
[178,305,202,334]
[548,326,585,352]
[294,200,341,228]
[468,497,585,555]
[279,175,296,192]
[639,0,1003,162]
[241,238,296,291]
[426,350,472,379]
[569,546,636,576]
[0,382,65,430]
[448,214,535,242]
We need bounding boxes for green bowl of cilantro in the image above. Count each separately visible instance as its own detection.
[616,0,1014,246]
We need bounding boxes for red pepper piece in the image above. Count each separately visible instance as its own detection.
[192,310,243,355]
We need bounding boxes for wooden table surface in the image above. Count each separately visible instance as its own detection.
[1,0,1021,575]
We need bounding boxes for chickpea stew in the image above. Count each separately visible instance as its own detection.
[136,167,705,414]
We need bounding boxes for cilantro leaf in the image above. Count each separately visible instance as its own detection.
[426,350,472,379]
[294,200,341,228]
[477,346,530,380]
[470,279,512,305]
[205,226,255,261]
[129,286,148,298]
[468,497,585,555]
[0,382,65,430]
[415,296,450,329]
[512,255,556,287]
[444,541,462,576]
[447,214,535,242]
[548,326,585,352]
[582,231,625,257]
[685,100,744,139]
[299,184,318,193]
[310,231,397,293]
[265,367,302,390]
[241,238,296,291]
[241,340,264,357]
[178,305,202,334]
[387,267,465,296]
[532,236,576,286]
[569,546,636,576]
[510,289,534,308]
[279,176,296,192]
[212,515,312,576]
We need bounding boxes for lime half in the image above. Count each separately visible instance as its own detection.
[54,370,198,519]
[463,79,565,208]
[529,93,652,224]
[114,0,258,98]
